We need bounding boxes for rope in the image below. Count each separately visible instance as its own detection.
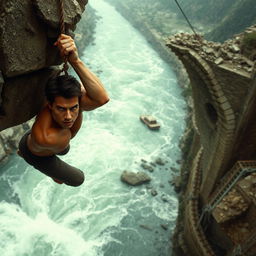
[58,0,69,76]
[173,0,200,39]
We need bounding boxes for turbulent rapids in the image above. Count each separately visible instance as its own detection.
[0,1,186,255]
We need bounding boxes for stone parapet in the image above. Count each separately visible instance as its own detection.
[167,26,256,256]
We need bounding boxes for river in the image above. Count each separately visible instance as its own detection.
[0,1,186,255]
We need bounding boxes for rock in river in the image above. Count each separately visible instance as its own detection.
[121,171,151,186]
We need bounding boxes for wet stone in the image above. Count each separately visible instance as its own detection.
[141,163,154,172]
[161,195,168,202]
[155,158,165,165]
[176,159,182,165]
[140,224,153,231]
[121,171,151,186]
[150,162,157,167]
[151,189,158,196]
[161,224,168,231]
[33,0,84,29]
[146,184,153,190]
[215,57,224,65]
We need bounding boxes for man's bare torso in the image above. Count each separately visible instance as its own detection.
[27,106,83,157]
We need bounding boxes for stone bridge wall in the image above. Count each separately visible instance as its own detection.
[167,26,256,255]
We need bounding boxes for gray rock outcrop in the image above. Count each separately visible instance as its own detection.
[121,170,151,186]
[0,0,88,131]
[166,26,256,75]
[0,120,33,162]
[33,0,84,30]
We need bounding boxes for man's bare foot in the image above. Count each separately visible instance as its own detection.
[52,178,64,184]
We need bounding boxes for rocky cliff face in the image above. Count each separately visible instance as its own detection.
[0,120,33,162]
[0,0,88,131]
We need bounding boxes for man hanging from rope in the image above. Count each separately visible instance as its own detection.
[18,34,109,187]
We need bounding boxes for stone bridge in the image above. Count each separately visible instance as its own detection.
[168,26,256,255]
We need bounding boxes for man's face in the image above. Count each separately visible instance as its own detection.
[49,96,80,129]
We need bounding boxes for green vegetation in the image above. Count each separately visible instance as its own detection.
[106,0,256,43]
[242,32,256,50]
[206,0,256,42]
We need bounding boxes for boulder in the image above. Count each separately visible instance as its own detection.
[121,170,151,186]
[32,0,86,30]
[230,44,240,53]
[0,120,33,162]
[151,189,158,196]
[139,224,153,231]
[161,224,168,231]
[155,157,165,165]
[0,0,47,77]
[215,57,224,65]
[141,163,154,172]
[0,124,26,149]
[161,194,168,202]
[0,68,57,131]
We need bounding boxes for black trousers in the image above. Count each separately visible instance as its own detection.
[18,131,84,187]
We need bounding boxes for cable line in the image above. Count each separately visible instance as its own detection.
[173,0,199,37]
[58,0,69,76]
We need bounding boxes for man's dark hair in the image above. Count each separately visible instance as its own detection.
[45,75,82,103]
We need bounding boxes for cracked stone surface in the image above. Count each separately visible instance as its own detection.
[166,24,256,75]
[0,0,87,130]
[33,0,87,30]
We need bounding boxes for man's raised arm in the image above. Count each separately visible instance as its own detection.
[55,34,109,111]
[71,59,109,111]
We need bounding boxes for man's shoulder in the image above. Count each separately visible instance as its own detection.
[31,108,58,145]
[31,106,71,151]
[31,125,71,151]
[31,107,51,139]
